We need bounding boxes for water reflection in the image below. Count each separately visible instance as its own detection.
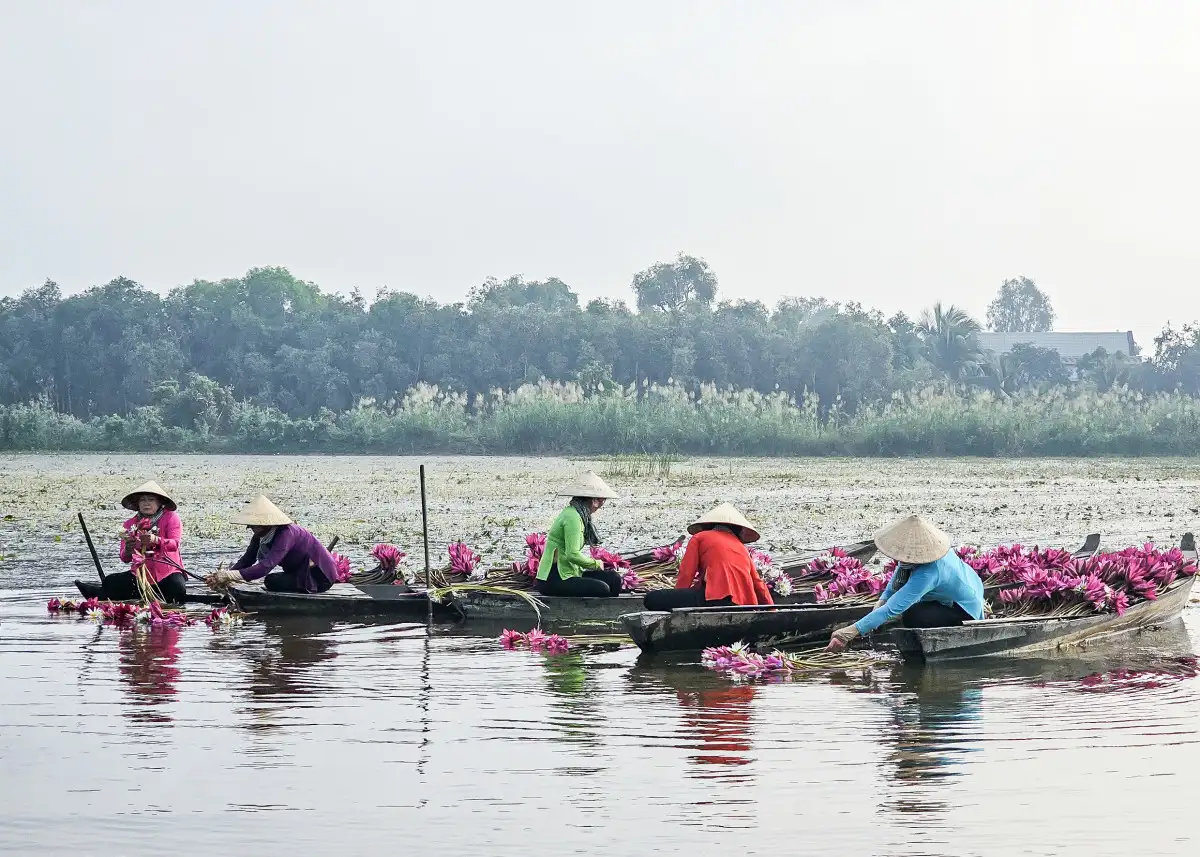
[235,616,340,732]
[117,626,183,726]
[880,665,984,821]
[627,663,758,782]
[540,653,603,749]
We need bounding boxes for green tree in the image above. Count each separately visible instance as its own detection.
[630,254,718,313]
[919,303,985,386]
[985,276,1055,332]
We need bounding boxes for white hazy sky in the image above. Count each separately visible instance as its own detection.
[3,1,1199,349]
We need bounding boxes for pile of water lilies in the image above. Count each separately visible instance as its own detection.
[702,641,880,680]
[499,628,570,654]
[811,551,890,603]
[447,542,483,578]
[986,543,1196,618]
[750,548,794,597]
[47,597,246,632]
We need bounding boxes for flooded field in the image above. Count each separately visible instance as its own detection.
[2,454,1200,856]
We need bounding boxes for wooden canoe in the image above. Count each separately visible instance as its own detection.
[621,533,1103,653]
[227,582,449,618]
[448,539,878,625]
[891,535,1196,663]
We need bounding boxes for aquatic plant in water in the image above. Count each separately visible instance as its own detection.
[498,628,570,654]
[203,606,244,628]
[47,597,203,631]
[702,641,878,681]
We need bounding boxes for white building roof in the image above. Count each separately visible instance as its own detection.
[976,331,1135,359]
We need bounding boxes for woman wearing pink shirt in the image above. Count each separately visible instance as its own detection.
[75,481,187,603]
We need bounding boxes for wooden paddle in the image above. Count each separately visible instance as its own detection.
[77,513,106,582]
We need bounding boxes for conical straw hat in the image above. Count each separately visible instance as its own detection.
[556,470,619,500]
[687,502,761,544]
[873,515,951,565]
[121,480,177,511]
[230,494,293,527]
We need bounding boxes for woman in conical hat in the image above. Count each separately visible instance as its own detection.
[534,471,625,598]
[643,503,773,611]
[205,495,340,594]
[75,481,187,603]
[826,515,984,652]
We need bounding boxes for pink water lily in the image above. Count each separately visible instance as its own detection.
[371,544,406,570]
[498,628,570,655]
[589,546,630,570]
[448,542,482,576]
[331,552,352,583]
[651,540,684,563]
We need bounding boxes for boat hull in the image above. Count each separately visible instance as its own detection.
[450,540,878,625]
[892,576,1196,663]
[623,603,874,652]
[228,583,441,618]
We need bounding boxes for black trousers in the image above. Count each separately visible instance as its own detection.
[902,601,972,628]
[535,565,623,598]
[643,589,734,611]
[263,569,335,594]
[76,572,187,604]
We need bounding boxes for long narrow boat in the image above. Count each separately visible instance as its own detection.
[447,539,878,625]
[623,533,1102,653]
[891,535,1197,663]
[226,582,450,618]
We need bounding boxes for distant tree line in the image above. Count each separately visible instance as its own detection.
[2,258,1196,436]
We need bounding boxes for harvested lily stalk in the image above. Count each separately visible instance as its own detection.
[428,583,548,621]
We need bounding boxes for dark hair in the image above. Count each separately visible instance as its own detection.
[570,496,599,506]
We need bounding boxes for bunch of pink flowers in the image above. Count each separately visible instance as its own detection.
[750,548,794,597]
[499,628,570,654]
[797,546,852,579]
[371,543,407,570]
[448,542,483,578]
[331,552,353,583]
[701,643,790,679]
[511,533,546,577]
[651,539,685,563]
[589,546,630,570]
[813,558,893,602]
[49,597,196,629]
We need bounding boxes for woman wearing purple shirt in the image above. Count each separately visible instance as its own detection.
[206,495,338,594]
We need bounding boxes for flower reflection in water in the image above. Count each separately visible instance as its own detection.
[117,626,183,726]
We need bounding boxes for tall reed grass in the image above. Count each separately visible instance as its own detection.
[4,382,1200,456]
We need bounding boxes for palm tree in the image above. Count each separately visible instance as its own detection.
[918,302,985,387]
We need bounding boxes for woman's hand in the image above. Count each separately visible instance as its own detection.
[825,625,860,653]
[205,569,243,589]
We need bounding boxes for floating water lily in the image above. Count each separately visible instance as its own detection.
[203,606,245,628]
[702,641,880,681]
[498,628,570,654]
[47,597,200,631]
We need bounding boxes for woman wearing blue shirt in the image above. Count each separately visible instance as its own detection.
[826,515,984,652]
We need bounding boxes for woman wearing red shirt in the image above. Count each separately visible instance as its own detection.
[643,503,773,611]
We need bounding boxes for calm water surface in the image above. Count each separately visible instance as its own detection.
[2,587,1198,856]
[3,454,1200,855]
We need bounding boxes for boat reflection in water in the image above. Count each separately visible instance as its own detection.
[233,616,341,732]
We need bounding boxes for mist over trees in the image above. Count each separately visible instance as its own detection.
[0,258,1192,438]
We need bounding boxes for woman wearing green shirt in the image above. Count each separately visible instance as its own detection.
[535,471,624,598]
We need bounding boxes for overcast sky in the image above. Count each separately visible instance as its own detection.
[3,1,1198,348]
